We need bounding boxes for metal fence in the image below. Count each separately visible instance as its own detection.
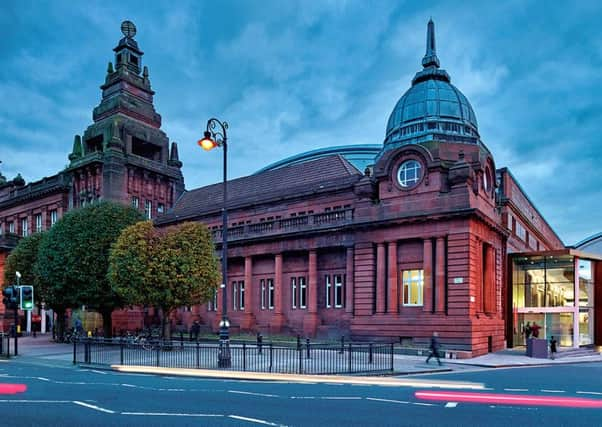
[73,338,394,375]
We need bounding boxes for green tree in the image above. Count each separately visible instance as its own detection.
[109,221,220,339]
[36,202,143,338]
[3,232,45,290]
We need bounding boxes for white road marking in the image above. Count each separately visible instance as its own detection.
[121,383,137,388]
[290,396,315,399]
[89,370,108,375]
[321,396,362,400]
[366,397,410,404]
[445,402,458,408]
[72,400,115,414]
[228,390,279,398]
[36,377,50,381]
[413,402,435,406]
[577,391,602,396]
[504,388,528,392]
[541,389,565,393]
[121,412,223,417]
[229,414,284,426]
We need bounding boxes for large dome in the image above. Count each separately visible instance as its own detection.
[383,20,481,150]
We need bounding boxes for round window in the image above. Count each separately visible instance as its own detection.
[397,160,422,188]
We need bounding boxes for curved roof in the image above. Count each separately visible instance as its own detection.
[255,144,380,174]
[573,232,602,254]
[383,20,481,152]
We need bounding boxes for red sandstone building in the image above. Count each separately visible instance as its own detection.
[1,21,600,356]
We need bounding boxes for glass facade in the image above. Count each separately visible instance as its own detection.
[511,253,597,348]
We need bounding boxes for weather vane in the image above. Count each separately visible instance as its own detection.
[121,20,136,38]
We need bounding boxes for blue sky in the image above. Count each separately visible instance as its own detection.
[0,0,600,245]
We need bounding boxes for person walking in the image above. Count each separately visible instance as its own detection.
[550,336,558,360]
[426,332,442,366]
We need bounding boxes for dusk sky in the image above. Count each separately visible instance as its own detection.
[1,0,600,245]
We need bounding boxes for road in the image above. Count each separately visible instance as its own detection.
[1,357,602,426]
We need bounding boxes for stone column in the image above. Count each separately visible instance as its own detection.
[345,246,354,313]
[387,241,398,314]
[376,243,386,314]
[304,249,319,336]
[436,237,446,313]
[272,253,285,330]
[241,255,255,330]
[423,239,433,313]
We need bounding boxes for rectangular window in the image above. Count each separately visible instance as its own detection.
[299,276,307,309]
[325,275,332,308]
[9,221,15,233]
[145,200,152,220]
[132,196,139,209]
[208,288,218,311]
[232,281,238,310]
[239,281,245,310]
[157,203,165,214]
[261,279,266,310]
[291,277,297,309]
[402,269,424,306]
[268,278,274,310]
[334,274,344,308]
[35,214,42,232]
[21,218,28,237]
[50,210,58,226]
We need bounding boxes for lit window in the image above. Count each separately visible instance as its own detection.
[239,281,245,310]
[291,277,297,309]
[232,281,238,310]
[334,274,344,308]
[268,279,274,310]
[299,277,307,309]
[261,279,266,310]
[325,275,332,308]
[132,196,139,209]
[397,160,422,188]
[402,269,424,306]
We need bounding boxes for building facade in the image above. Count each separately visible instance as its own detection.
[1,20,599,356]
[0,22,185,332]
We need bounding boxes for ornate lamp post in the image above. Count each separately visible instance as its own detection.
[198,118,231,368]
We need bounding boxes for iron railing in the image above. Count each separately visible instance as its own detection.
[73,338,394,375]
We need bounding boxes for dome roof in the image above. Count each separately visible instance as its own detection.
[383,20,481,150]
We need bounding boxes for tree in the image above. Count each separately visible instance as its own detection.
[36,202,143,338]
[3,232,45,290]
[109,221,220,339]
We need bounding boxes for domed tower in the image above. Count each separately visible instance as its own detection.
[382,19,481,154]
[66,21,184,218]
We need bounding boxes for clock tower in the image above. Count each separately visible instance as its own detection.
[67,21,184,218]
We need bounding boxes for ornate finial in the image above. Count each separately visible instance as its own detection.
[121,20,137,38]
[107,61,114,74]
[422,19,440,68]
[168,142,183,168]
[69,135,83,161]
[143,66,149,78]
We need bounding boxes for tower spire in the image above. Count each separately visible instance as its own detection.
[422,18,440,68]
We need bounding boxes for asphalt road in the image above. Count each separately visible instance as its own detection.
[1,358,602,426]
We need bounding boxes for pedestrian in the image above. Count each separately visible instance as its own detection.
[550,336,557,359]
[190,320,200,341]
[524,321,532,340]
[257,332,263,354]
[426,332,442,366]
[531,322,541,338]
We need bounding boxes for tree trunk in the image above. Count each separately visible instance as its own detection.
[100,308,113,338]
[54,307,66,342]
[161,307,171,341]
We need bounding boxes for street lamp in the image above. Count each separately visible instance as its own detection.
[197,118,231,368]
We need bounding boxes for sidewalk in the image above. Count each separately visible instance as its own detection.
[7,334,602,377]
